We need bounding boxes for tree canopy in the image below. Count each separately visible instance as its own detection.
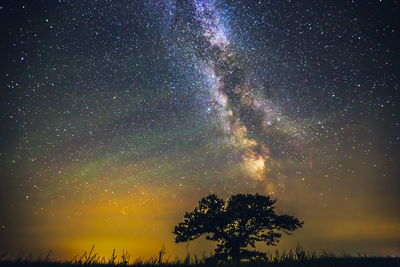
[173,193,303,262]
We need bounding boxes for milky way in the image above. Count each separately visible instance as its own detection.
[159,0,315,189]
[0,0,399,258]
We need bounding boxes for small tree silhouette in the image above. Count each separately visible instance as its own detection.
[173,193,303,262]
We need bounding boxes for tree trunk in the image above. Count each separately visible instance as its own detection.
[231,245,241,262]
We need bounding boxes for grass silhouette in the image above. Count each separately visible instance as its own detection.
[0,244,399,267]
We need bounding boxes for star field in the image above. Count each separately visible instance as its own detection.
[0,0,399,258]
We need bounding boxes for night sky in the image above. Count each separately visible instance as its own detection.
[0,0,399,259]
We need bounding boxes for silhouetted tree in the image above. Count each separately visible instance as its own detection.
[173,193,303,262]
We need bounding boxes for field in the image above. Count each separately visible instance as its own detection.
[0,246,399,267]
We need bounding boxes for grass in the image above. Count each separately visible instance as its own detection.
[0,245,399,267]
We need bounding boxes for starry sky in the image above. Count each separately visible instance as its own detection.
[0,0,399,259]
